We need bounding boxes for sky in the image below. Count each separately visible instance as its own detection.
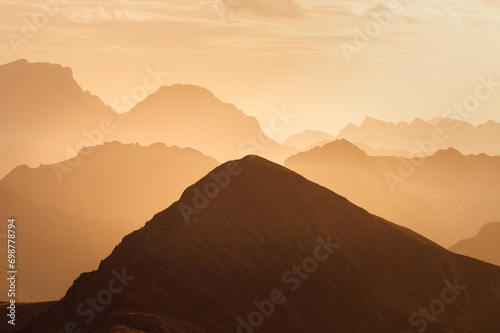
[1,0,500,140]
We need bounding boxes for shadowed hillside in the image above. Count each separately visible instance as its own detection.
[0,185,134,301]
[24,157,500,333]
[449,222,500,266]
[285,140,500,246]
[1,142,219,224]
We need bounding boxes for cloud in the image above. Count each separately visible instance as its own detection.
[220,0,306,19]
[66,5,153,23]
[349,0,462,26]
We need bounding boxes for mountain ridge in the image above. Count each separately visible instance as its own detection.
[24,156,500,333]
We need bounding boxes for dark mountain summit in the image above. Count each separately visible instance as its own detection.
[24,156,500,332]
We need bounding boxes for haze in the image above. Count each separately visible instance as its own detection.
[1,1,500,332]
[1,0,500,139]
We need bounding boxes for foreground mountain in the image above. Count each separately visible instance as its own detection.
[113,84,298,163]
[449,222,500,266]
[1,142,219,223]
[0,302,55,331]
[285,140,500,246]
[0,59,119,178]
[25,156,500,332]
[0,185,133,301]
[337,117,500,156]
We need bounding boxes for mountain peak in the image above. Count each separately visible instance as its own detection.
[361,116,387,127]
[432,147,463,158]
[478,221,500,236]
[410,117,428,126]
[0,59,74,78]
[323,139,367,156]
[154,84,216,100]
[1,58,28,67]
[27,155,500,333]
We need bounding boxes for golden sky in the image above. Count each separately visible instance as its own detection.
[1,0,500,139]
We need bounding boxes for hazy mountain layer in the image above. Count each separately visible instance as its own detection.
[449,222,500,266]
[25,157,500,333]
[285,140,500,246]
[1,142,219,223]
[337,117,500,156]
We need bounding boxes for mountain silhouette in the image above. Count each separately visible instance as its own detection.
[285,140,500,246]
[449,221,500,266]
[283,129,336,150]
[113,84,298,163]
[0,142,218,301]
[285,139,457,245]
[0,185,133,301]
[301,139,411,156]
[0,60,298,176]
[0,59,119,178]
[25,156,500,332]
[337,117,500,156]
[0,139,51,179]
[1,141,219,224]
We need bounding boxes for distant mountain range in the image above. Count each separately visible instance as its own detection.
[0,184,132,301]
[24,157,500,332]
[1,141,219,223]
[282,129,336,150]
[113,84,297,163]
[0,59,297,178]
[336,116,500,156]
[285,140,500,246]
[0,59,119,175]
[284,117,500,158]
[0,142,219,301]
[450,221,500,266]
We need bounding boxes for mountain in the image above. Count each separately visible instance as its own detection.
[0,143,219,301]
[376,147,500,240]
[0,140,51,179]
[336,117,500,156]
[303,140,411,156]
[0,301,55,332]
[0,185,133,301]
[24,157,500,332]
[0,59,120,178]
[283,129,336,150]
[449,222,500,266]
[0,60,297,180]
[1,142,219,224]
[113,84,298,163]
[285,140,500,246]
[352,142,411,157]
